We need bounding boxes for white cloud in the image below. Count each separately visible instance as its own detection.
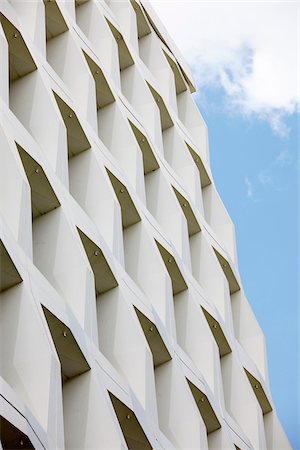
[244,176,254,198]
[258,170,273,185]
[150,0,299,134]
[275,148,294,165]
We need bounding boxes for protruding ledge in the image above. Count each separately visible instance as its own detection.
[43,306,90,382]
[213,249,240,295]
[0,416,34,450]
[109,393,152,450]
[16,144,60,220]
[106,20,134,71]
[244,369,272,415]
[187,379,221,434]
[0,241,22,293]
[0,15,37,83]
[173,187,201,236]
[53,92,91,158]
[83,52,115,109]
[155,241,188,295]
[201,307,231,357]
[106,169,141,229]
[186,143,211,188]
[130,0,151,39]
[147,83,173,131]
[135,307,171,367]
[163,51,187,95]
[44,0,68,41]
[77,228,118,295]
[129,121,159,174]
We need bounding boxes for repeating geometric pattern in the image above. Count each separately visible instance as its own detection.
[0,1,291,449]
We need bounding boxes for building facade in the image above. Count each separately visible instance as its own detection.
[0,1,291,449]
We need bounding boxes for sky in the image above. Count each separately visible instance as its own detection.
[150,1,299,448]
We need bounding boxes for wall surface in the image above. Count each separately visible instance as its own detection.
[0,1,291,449]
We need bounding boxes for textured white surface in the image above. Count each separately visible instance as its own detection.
[0,1,291,449]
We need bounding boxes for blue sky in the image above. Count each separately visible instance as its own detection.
[151,1,299,448]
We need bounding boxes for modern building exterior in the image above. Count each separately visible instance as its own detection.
[0,1,291,449]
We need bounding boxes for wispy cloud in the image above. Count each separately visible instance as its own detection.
[151,1,299,136]
[244,176,254,199]
[268,114,291,138]
[254,146,296,193]
[258,170,272,186]
[275,148,293,166]
[258,147,294,183]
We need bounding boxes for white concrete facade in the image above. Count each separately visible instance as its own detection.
[0,1,291,449]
